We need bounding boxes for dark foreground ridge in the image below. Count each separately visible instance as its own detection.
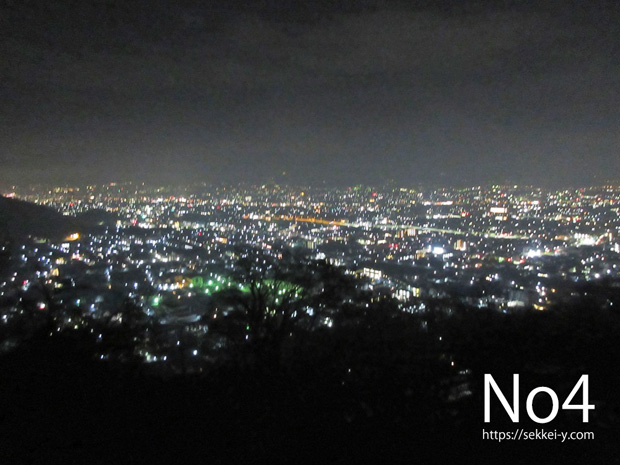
[1,302,619,465]
[0,195,116,241]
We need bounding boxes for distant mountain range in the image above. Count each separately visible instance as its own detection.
[0,196,117,241]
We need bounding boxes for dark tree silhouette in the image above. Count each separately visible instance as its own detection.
[210,249,366,369]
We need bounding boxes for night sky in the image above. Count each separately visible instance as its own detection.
[1,0,619,187]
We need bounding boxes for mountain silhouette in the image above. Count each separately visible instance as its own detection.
[0,196,115,241]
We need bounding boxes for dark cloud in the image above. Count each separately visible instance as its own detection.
[1,0,618,187]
